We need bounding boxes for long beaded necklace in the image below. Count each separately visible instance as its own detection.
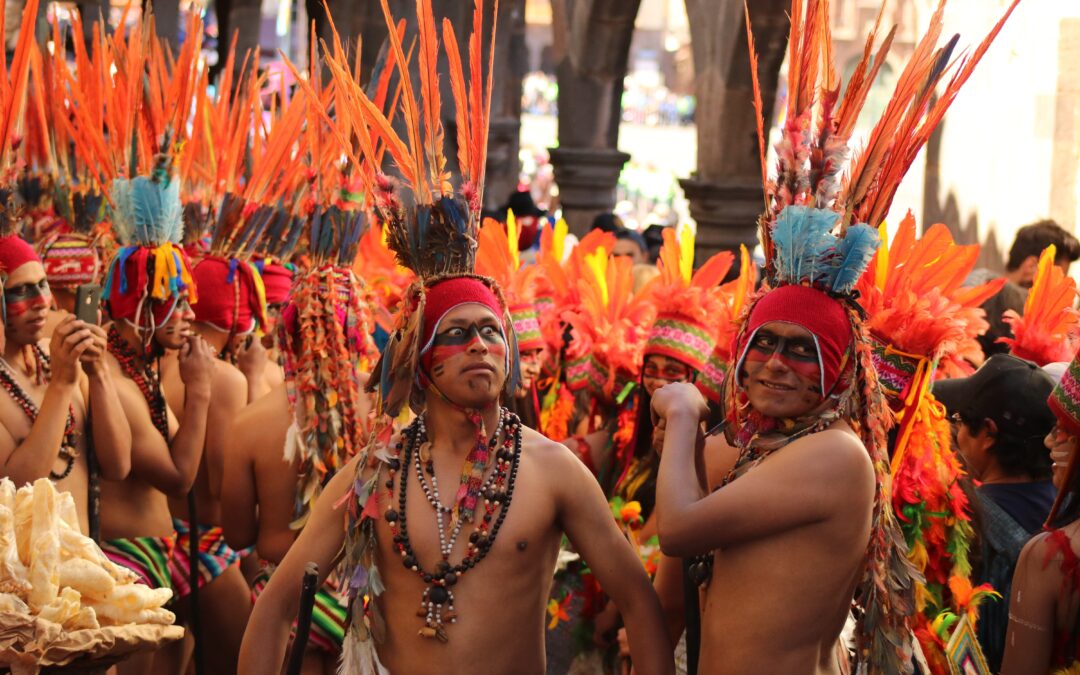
[0,346,78,480]
[384,409,522,642]
[107,325,169,439]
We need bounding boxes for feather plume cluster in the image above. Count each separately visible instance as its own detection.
[474,213,540,309]
[303,0,499,281]
[857,213,1004,373]
[746,0,1022,281]
[1001,244,1079,366]
[769,205,880,295]
[560,242,657,395]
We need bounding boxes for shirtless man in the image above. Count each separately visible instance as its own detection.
[0,235,130,533]
[158,254,258,673]
[95,174,216,673]
[224,264,375,673]
[240,277,673,674]
[652,284,909,674]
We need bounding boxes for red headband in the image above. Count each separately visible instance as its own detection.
[0,235,41,274]
[420,277,504,349]
[735,285,853,396]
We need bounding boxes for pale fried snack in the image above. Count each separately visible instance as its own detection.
[57,558,115,603]
[0,478,175,641]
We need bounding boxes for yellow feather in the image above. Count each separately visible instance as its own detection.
[584,248,610,307]
[875,221,890,291]
[678,226,694,285]
[553,218,568,263]
[506,210,520,270]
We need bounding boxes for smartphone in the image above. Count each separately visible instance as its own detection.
[74,284,102,325]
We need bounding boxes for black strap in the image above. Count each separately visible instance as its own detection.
[85,399,100,543]
[187,491,203,675]
[286,562,320,675]
[682,557,700,675]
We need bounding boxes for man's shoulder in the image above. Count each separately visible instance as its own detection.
[520,425,577,462]
[784,425,872,478]
[213,358,247,390]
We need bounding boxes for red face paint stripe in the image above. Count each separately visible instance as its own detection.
[744,348,822,389]
[4,295,49,318]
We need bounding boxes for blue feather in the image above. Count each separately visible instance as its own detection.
[828,223,880,294]
[771,206,839,286]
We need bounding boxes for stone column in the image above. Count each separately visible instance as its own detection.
[681,0,788,262]
[483,0,527,212]
[549,147,630,232]
[549,0,641,235]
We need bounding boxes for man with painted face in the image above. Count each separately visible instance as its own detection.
[0,234,131,533]
[652,283,889,674]
[95,170,216,675]
[241,275,673,674]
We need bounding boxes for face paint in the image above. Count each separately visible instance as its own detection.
[642,361,692,383]
[429,322,506,367]
[3,279,51,318]
[744,330,822,391]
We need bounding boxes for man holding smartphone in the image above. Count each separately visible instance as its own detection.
[0,233,132,533]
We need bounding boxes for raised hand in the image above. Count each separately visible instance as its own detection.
[49,316,95,386]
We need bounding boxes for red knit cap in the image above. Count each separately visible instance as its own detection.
[260,262,293,305]
[191,256,266,333]
[0,234,41,274]
[734,285,853,396]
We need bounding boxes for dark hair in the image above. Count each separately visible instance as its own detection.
[591,213,623,233]
[613,227,647,255]
[1006,220,1080,271]
[964,414,1053,479]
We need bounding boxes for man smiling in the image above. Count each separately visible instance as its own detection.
[652,281,890,675]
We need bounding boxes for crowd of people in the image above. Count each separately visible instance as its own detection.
[2,0,1075,674]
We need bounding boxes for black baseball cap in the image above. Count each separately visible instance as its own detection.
[933,353,1056,438]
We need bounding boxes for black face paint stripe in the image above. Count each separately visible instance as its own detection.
[433,323,505,346]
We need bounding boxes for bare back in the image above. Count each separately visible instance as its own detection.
[233,385,298,563]
[699,424,873,674]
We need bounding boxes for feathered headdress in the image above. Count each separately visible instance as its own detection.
[353,222,416,333]
[280,190,378,527]
[475,213,543,352]
[695,245,756,405]
[0,0,40,230]
[304,0,508,418]
[561,238,656,397]
[1000,244,1079,366]
[102,142,198,335]
[854,213,1004,666]
[739,1,1022,670]
[644,227,735,373]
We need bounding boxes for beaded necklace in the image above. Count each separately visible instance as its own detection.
[384,409,522,642]
[107,325,169,439]
[0,346,78,480]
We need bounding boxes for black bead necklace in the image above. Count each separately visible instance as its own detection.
[384,409,522,642]
[0,346,78,480]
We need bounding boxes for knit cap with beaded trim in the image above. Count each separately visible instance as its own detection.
[1050,353,1080,437]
